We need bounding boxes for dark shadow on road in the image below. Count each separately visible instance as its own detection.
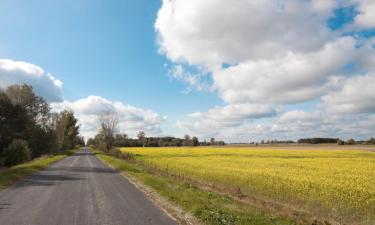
[0,203,10,210]
[45,166,115,174]
[73,152,94,157]
[11,174,84,188]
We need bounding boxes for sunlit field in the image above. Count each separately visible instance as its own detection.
[121,147,375,224]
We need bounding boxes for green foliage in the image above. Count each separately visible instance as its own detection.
[346,138,356,145]
[298,138,339,144]
[0,84,81,167]
[3,139,31,167]
[94,131,206,149]
[0,92,29,153]
[54,110,80,150]
[5,84,50,125]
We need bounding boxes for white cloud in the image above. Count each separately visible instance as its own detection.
[51,95,165,139]
[271,110,375,140]
[169,64,211,92]
[205,110,375,143]
[353,0,375,28]
[0,59,63,102]
[323,74,375,114]
[214,37,357,104]
[177,103,276,136]
[156,1,365,105]
[156,0,335,67]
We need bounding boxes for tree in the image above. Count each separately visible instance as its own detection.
[114,133,129,147]
[97,112,118,152]
[5,84,50,126]
[55,110,80,150]
[87,137,97,147]
[191,136,199,146]
[75,136,85,147]
[337,139,345,145]
[137,131,146,147]
[346,138,356,145]
[4,84,60,157]
[210,137,215,145]
[3,139,31,167]
[183,134,192,146]
[0,91,28,156]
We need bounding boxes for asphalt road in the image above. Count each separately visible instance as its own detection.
[0,149,178,225]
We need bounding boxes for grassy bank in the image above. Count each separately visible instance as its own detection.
[93,149,295,225]
[0,150,75,189]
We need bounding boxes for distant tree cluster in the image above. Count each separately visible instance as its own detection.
[249,140,295,145]
[297,137,375,145]
[297,138,339,144]
[337,138,375,145]
[88,126,226,151]
[0,84,83,167]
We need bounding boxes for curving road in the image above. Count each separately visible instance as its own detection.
[0,149,177,225]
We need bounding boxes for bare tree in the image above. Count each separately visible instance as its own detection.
[98,112,118,152]
[137,131,146,147]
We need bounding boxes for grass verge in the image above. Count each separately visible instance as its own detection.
[93,149,296,225]
[0,150,75,190]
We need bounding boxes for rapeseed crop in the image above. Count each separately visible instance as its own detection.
[121,147,375,224]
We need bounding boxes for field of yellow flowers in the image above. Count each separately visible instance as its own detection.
[121,147,375,224]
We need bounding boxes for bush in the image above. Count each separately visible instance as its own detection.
[3,139,31,167]
[108,148,134,161]
[346,138,356,145]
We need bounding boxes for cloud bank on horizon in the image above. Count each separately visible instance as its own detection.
[1,0,374,142]
[156,0,375,141]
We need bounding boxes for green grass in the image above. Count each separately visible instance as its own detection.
[0,150,75,189]
[93,149,295,225]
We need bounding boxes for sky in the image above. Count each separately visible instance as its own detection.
[0,0,374,142]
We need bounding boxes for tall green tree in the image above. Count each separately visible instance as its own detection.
[5,84,50,126]
[0,91,29,163]
[55,110,80,150]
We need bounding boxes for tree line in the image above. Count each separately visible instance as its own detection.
[245,138,375,145]
[298,137,375,145]
[0,84,83,167]
[87,113,225,152]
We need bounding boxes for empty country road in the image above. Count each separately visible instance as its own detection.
[0,149,178,225]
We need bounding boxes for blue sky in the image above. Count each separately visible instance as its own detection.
[0,0,220,114]
[0,0,374,142]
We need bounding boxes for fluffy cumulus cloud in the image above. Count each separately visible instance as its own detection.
[178,103,276,136]
[51,96,165,139]
[323,74,375,114]
[156,0,375,141]
[0,59,63,102]
[156,0,336,66]
[214,37,357,104]
[353,0,375,28]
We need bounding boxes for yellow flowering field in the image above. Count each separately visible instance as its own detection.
[121,147,375,224]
